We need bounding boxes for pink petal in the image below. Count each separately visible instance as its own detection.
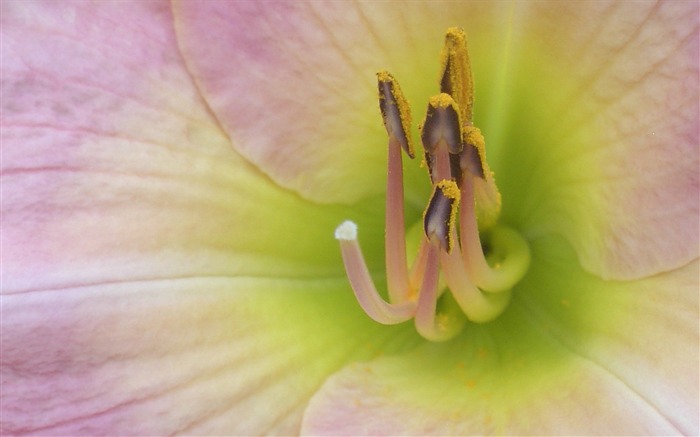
[172,1,501,205]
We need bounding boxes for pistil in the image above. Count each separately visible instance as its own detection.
[335,27,531,341]
[335,221,415,324]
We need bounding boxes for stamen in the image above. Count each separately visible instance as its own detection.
[460,127,501,230]
[441,244,512,323]
[421,94,463,184]
[414,240,465,341]
[377,71,414,157]
[408,237,429,297]
[335,221,416,324]
[459,175,531,293]
[378,71,414,304]
[421,94,463,155]
[439,27,474,124]
[460,128,486,179]
[439,27,503,227]
[402,220,429,298]
[423,180,460,253]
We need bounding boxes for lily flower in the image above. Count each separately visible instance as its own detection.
[2,1,698,435]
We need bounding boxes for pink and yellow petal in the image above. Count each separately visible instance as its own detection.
[302,237,699,435]
[3,1,698,435]
[516,236,699,434]
[2,276,420,435]
[173,0,698,280]
[1,1,409,433]
[489,1,699,280]
[2,0,386,293]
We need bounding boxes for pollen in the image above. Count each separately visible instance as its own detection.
[429,92,461,110]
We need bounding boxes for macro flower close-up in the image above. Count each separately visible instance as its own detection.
[2,1,698,436]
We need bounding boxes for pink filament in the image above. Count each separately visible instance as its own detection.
[440,237,511,323]
[460,175,510,292]
[413,241,451,340]
[430,141,453,183]
[408,238,430,294]
[385,135,411,303]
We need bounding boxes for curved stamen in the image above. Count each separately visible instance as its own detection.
[427,158,512,321]
[414,240,464,341]
[335,221,416,324]
[441,236,512,323]
[460,174,531,292]
[408,237,430,298]
[461,126,502,229]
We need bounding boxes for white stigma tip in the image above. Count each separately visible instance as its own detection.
[335,220,358,240]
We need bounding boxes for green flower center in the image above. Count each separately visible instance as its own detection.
[335,28,531,342]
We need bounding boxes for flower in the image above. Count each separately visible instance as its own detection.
[2,1,698,435]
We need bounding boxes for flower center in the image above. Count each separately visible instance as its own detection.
[335,27,530,342]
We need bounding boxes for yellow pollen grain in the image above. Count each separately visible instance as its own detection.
[428,92,458,110]
[377,70,414,156]
[437,179,460,200]
[436,179,460,251]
